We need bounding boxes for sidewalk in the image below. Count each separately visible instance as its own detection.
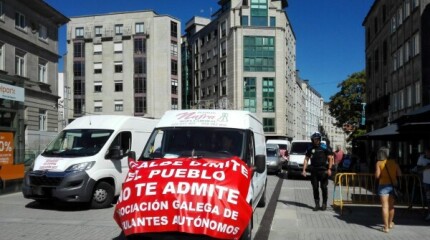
[267,177,430,240]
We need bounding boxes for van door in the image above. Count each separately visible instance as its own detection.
[106,131,132,181]
[246,132,262,207]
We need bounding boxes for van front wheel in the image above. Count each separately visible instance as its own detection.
[91,181,114,209]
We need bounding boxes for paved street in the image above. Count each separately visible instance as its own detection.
[1,174,429,240]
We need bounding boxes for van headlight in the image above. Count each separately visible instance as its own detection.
[65,161,96,172]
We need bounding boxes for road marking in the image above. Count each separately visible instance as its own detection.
[254,177,283,240]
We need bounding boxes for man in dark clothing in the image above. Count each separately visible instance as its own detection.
[301,132,334,211]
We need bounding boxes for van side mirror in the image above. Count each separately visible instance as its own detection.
[254,154,266,174]
[107,146,124,160]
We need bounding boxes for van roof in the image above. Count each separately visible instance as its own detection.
[156,110,262,129]
[65,115,158,131]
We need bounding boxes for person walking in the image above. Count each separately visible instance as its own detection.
[416,145,430,221]
[302,132,334,211]
[375,146,402,233]
[333,145,344,173]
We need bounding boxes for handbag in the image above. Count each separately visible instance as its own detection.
[385,161,403,201]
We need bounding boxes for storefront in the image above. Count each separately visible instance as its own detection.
[0,73,25,194]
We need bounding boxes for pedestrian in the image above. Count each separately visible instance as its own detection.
[333,145,344,173]
[375,146,402,233]
[416,145,430,221]
[302,132,334,211]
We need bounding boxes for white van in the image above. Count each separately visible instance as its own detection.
[266,139,291,162]
[117,110,267,239]
[287,139,326,178]
[22,115,158,208]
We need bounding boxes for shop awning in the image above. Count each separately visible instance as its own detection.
[358,124,401,140]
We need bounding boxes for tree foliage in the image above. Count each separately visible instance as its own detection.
[328,71,366,140]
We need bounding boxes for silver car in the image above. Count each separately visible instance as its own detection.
[266,143,282,174]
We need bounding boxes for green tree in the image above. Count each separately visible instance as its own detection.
[328,71,366,141]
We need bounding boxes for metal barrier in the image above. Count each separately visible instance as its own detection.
[332,173,424,214]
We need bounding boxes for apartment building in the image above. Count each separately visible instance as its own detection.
[322,103,346,149]
[0,0,68,193]
[65,11,181,121]
[182,0,296,139]
[0,1,68,157]
[363,0,429,129]
[363,0,430,164]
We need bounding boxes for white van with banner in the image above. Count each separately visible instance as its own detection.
[22,115,158,208]
[114,110,267,240]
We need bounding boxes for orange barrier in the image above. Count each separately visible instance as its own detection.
[332,173,424,214]
[0,164,25,189]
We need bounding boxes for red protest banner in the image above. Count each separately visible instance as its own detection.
[113,157,252,239]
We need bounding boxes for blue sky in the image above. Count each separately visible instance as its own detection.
[45,0,374,101]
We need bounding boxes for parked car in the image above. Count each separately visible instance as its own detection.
[266,143,283,175]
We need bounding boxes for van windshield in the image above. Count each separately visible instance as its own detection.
[41,129,113,157]
[141,127,245,160]
[290,142,311,155]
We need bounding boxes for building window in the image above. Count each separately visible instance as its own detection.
[407,85,412,107]
[0,42,4,71]
[221,41,226,56]
[412,0,419,8]
[415,82,421,104]
[39,110,48,131]
[391,16,396,33]
[94,101,102,112]
[221,60,226,76]
[15,50,25,76]
[94,82,102,92]
[95,26,103,37]
[171,98,178,110]
[93,44,102,54]
[94,62,102,74]
[114,61,123,73]
[171,43,178,56]
[397,7,403,27]
[0,1,4,20]
[114,100,123,111]
[263,118,275,132]
[241,15,249,26]
[412,33,420,56]
[73,98,85,114]
[114,42,123,53]
[171,60,178,75]
[262,78,275,112]
[15,12,26,30]
[134,77,146,93]
[251,0,268,26]
[134,38,146,54]
[134,58,146,74]
[404,0,411,19]
[171,79,178,94]
[38,59,48,83]
[115,24,123,35]
[270,17,276,27]
[115,81,123,92]
[39,24,48,41]
[136,23,144,34]
[75,27,84,38]
[134,96,146,113]
[244,77,256,113]
[221,81,226,96]
[73,61,85,77]
[171,21,178,37]
[74,42,85,58]
[244,36,275,72]
[220,21,226,37]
